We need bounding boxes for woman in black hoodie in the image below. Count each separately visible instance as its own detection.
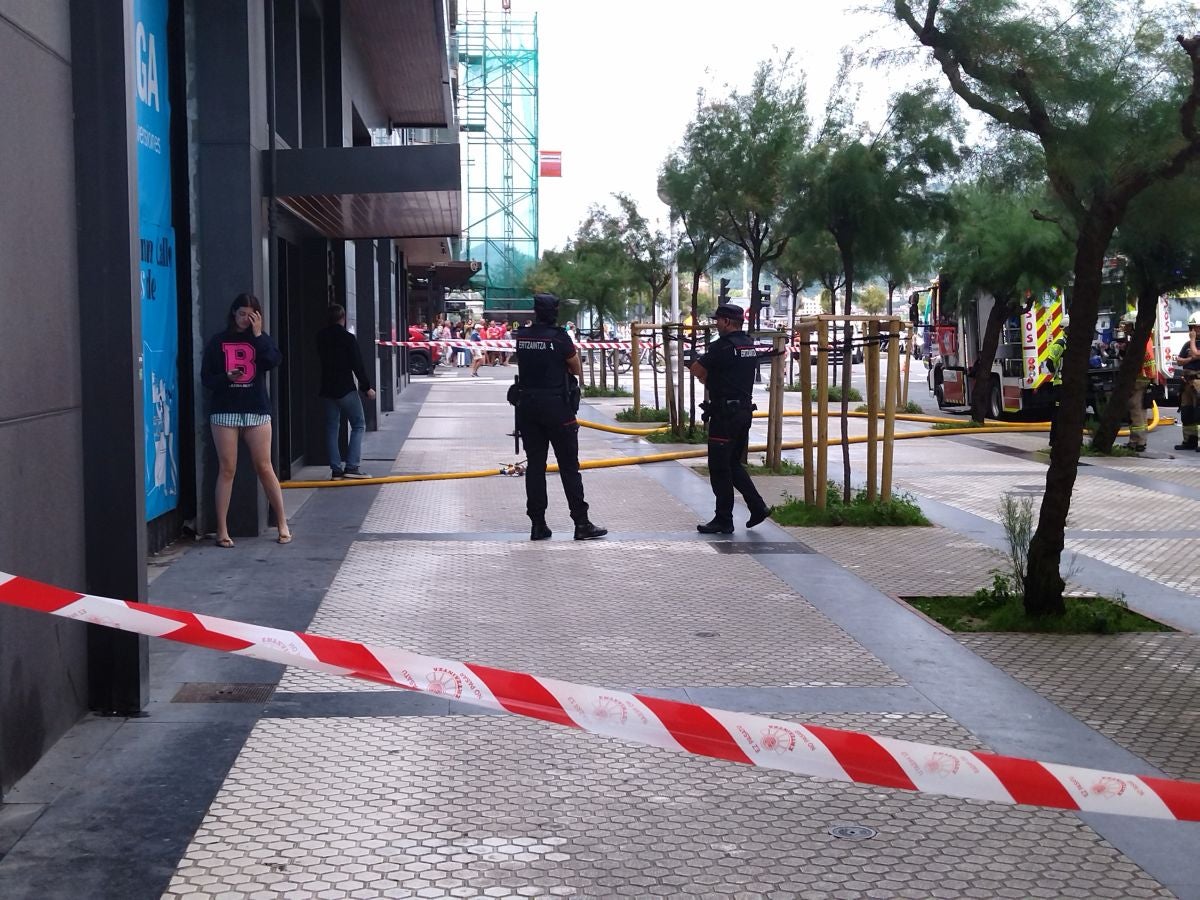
[200,293,291,547]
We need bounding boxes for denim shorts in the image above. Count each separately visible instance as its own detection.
[210,412,271,428]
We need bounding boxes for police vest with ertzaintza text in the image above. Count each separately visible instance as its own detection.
[514,323,577,390]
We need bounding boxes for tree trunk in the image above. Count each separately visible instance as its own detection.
[1024,228,1112,617]
[688,267,703,436]
[749,259,763,330]
[887,280,896,317]
[840,253,854,504]
[969,295,1012,424]
[1090,287,1158,452]
[788,281,799,387]
[649,286,661,411]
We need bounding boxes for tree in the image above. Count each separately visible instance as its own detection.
[768,239,820,385]
[859,284,888,314]
[794,84,963,501]
[684,56,810,329]
[524,208,635,390]
[883,235,937,316]
[1091,176,1200,450]
[938,178,1073,423]
[895,0,1200,615]
[608,193,674,323]
[660,148,741,434]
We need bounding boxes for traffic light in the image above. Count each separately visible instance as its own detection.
[719,277,730,302]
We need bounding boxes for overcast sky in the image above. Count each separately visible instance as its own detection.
[519,0,915,249]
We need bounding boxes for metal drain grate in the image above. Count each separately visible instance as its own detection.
[172,682,276,704]
[710,541,815,555]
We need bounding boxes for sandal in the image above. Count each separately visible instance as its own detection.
[277,533,293,545]
[216,537,235,549]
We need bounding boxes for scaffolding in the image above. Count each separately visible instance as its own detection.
[459,0,539,310]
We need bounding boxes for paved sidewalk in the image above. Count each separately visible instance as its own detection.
[0,368,1198,898]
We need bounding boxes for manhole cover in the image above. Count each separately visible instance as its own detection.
[711,541,815,555]
[829,825,877,840]
[172,682,276,703]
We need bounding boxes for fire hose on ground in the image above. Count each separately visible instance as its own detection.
[280,406,1165,489]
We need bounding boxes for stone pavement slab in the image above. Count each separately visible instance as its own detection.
[162,714,1167,900]
[7,371,1200,899]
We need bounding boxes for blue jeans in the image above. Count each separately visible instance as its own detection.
[325,390,365,471]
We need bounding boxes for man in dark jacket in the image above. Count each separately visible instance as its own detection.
[316,304,375,479]
[689,303,772,534]
[513,293,607,541]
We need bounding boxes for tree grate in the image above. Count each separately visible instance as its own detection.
[710,541,815,554]
[172,682,276,704]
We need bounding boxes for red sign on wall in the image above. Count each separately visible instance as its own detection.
[539,150,562,177]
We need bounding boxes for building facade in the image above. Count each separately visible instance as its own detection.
[0,0,461,795]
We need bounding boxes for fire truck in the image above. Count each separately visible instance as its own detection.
[924,278,1067,418]
[925,259,1174,417]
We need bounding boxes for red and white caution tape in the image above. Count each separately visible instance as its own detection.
[3,570,1196,821]
[378,339,636,350]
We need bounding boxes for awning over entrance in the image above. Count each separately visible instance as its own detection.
[270,144,461,240]
[344,0,455,128]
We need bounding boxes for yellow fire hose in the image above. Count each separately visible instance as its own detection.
[281,404,1164,489]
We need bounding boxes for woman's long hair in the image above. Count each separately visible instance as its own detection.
[226,293,263,333]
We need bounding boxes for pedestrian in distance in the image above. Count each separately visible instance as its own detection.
[689,303,772,534]
[1174,312,1200,451]
[1117,312,1156,452]
[512,293,607,541]
[316,303,376,480]
[200,293,291,547]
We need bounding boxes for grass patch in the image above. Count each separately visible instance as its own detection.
[644,427,709,445]
[853,401,925,414]
[771,486,930,527]
[784,384,865,403]
[615,406,671,422]
[906,576,1170,634]
[931,419,985,430]
[1080,443,1139,457]
[695,457,805,477]
[582,385,632,398]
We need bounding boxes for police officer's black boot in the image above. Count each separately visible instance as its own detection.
[1175,435,1198,451]
[530,519,552,541]
[697,519,735,535]
[573,521,608,541]
[746,505,774,529]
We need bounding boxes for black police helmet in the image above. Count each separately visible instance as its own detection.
[533,292,561,324]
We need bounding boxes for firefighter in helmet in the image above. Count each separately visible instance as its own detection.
[1045,312,1069,446]
[1175,311,1200,451]
[1118,312,1156,452]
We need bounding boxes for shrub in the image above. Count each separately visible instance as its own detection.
[771,486,930,527]
[616,406,671,422]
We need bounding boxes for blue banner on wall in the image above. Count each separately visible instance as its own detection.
[135,0,179,520]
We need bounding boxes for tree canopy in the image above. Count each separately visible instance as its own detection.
[894,0,1200,614]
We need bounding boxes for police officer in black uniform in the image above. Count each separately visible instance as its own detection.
[514,293,607,541]
[690,303,772,534]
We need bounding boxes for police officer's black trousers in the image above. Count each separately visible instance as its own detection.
[517,396,589,525]
[707,410,765,526]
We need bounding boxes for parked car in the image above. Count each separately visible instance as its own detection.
[792,324,864,365]
[406,325,443,376]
